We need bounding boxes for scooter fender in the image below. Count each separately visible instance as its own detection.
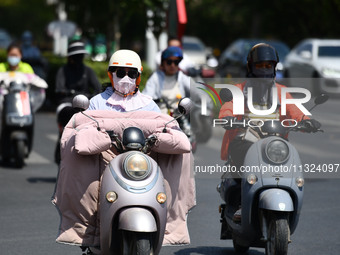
[118,207,157,232]
[10,131,28,141]
[100,152,166,255]
[259,188,294,212]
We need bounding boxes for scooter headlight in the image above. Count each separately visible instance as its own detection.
[123,152,151,180]
[266,140,289,164]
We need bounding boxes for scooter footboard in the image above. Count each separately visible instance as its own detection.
[259,189,294,212]
[118,207,157,232]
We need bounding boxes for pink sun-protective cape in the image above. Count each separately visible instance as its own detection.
[52,110,196,247]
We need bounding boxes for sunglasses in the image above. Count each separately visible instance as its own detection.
[109,67,139,79]
[254,62,274,69]
[165,59,181,66]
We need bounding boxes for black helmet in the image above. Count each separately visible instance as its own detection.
[122,127,145,150]
[247,43,279,77]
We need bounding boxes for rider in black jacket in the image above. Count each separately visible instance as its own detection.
[54,40,102,165]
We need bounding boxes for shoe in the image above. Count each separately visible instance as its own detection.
[233,208,241,222]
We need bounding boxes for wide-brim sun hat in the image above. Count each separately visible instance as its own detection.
[67,41,88,57]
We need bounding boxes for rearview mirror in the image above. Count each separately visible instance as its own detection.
[162,97,192,133]
[314,94,329,105]
[73,94,90,111]
[178,97,192,115]
[73,94,100,130]
[219,88,233,102]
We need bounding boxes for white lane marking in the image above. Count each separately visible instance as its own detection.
[25,151,51,164]
[46,133,58,142]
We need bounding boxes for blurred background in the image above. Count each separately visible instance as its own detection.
[1,0,340,109]
[1,2,340,255]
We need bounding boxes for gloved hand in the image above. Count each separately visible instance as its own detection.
[300,119,321,132]
[147,134,158,146]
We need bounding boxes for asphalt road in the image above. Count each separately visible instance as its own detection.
[0,96,339,255]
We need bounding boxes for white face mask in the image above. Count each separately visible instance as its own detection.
[7,56,21,67]
[113,72,136,96]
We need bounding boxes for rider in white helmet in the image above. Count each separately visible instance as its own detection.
[89,49,160,112]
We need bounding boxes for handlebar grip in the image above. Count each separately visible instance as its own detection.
[106,131,116,141]
[295,123,322,133]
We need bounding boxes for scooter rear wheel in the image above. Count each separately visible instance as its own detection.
[121,230,154,255]
[14,140,25,168]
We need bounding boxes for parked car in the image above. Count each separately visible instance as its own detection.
[0,29,12,49]
[182,36,207,67]
[284,38,340,94]
[218,39,290,79]
[182,36,217,77]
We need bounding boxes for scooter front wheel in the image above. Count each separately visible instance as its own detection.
[265,213,289,255]
[121,230,154,255]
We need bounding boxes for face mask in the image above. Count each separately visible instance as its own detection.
[113,72,136,96]
[72,54,84,64]
[69,54,84,68]
[7,56,21,67]
[246,78,275,107]
[252,63,275,78]
[250,77,274,87]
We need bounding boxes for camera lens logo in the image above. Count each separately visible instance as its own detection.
[197,82,312,117]
[196,82,222,107]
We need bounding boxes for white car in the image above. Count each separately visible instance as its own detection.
[181,36,217,77]
[284,39,340,94]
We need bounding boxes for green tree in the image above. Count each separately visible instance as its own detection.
[0,0,55,46]
[63,0,168,56]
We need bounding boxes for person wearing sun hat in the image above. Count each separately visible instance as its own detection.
[54,40,102,165]
[55,40,102,103]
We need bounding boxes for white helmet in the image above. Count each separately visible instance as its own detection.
[108,49,142,73]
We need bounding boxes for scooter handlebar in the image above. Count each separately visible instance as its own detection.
[290,122,323,133]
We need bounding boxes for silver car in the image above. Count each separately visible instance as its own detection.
[284,38,340,94]
[182,36,218,77]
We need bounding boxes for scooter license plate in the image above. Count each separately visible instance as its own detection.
[7,91,32,116]
[18,91,31,116]
[4,91,32,126]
